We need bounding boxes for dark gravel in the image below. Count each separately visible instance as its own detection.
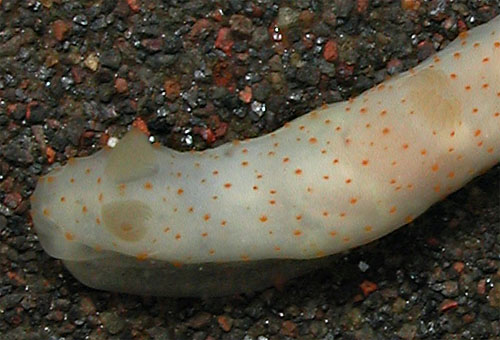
[0,1,499,339]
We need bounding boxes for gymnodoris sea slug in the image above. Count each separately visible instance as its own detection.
[31,16,500,297]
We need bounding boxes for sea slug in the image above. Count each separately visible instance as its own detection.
[31,15,500,297]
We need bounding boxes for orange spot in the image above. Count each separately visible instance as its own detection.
[85,168,91,174]
[482,57,489,63]
[295,168,302,175]
[360,107,367,114]
[224,182,232,189]
[175,233,181,240]
[65,232,74,241]
[474,129,481,137]
[269,200,276,205]
[431,163,439,172]
[472,108,478,114]
[188,206,194,213]
[212,170,219,175]
[361,159,369,166]
[220,220,227,227]
[144,181,153,190]
[325,119,331,124]
[343,237,351,243]
[136,252,148,261]
[482,83,489,89]
[420,149,427,156]
[495,42,500,48]
[465,85,471,91]
[382,127,390,135]
[447,171,455,178]
[60,196,66,202]
[296,215,302,221]
[364,225,372,232]
[473,42,480,48]
[405,215,414,223]
[329,231,337,237]
[209,249,215,255]
[389,206,397,214]
[98,193,103,202]
[70,178,75,183]
[212,195,218,200]
[450,73,457,79]
[340,212,346,218]
[282,157,290,163]
[203,214,211,221]
[259,215,268,222]
[309,137,317,144]
[47,176,55,183]
[240,255,250,262]
[241,161,249,167]
[252,185,258,191]
[270,189,277,194]
[350,198,358,205]
[487,147,494,153]
[333,158,339,164]
[293,229,302,236]
[448,147,454,153]
[201,232,208,237]
[453,52,461,59]
[433,184,441,193]
[345,178,352,184]
[96,217,101,224]
[97,177,102,184]
[268,151,275,156]
[402,143,409,150]
[477,141,483,147]
[82,206,88,213]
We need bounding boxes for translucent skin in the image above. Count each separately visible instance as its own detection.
[31,16,500,297]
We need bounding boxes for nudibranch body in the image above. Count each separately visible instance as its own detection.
[31,16,500,297]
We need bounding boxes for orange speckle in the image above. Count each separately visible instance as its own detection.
[322,211,329,217]
[293,229,302,236]
[482,57,489,63]
[295,168,302,175]
[82,206,88,213]
[340,212,346,218]
[241,161,249,167]
[364,225,372,232]
[345,178,352,184]
[343,237,351,243]
[329,231,337,237]
[450,73,457,79]
[188,206,194,213]
[360,107,367,114]
[433,184,441,193]
[283,157,290,163]
[487,147,494,153]
[269,200,276,205]
[96,217,101,224]
[309,137,317,144]
[350,197,358,205]
[325,119,331,124]
[296,215,302,221]
[274,246,281,251]
[85,168,91,174]
[482,83,489,89]
[144,181,153,190]
[323,175,330,180]
[175,233,181,240]
[256,173,263,179]
[420,149,427,156]
[299,125,305,131]
[136,252,148,261]
[203,214,211,221]
[60,196,66,202]
[361,159,369,166]
[212,195,218,200]
[241,148,248,154]
[65,232,74,241]
[241,255,250,262]
[224,182,232,189]
[201,232,208,237]
[402,143,409,150]
[98,193,103,202]
[447,171,455,178]
[495,42,500,48]
[405,215,414,223]
[473,42,480,48]
[465,85,471,91]
[472,108,478,114]
[333,158,339,164]
[269,189,277,194]
[177,188,184,195]
[474,129,481,137]
[220,220,227,227]
[477,141,483,147]
[389,206,397,214]
[212,170,219,175]
[70,178,75,184]
[252,185,258,191]
[431,163,439,172]
[448,147,455,153]
[382,127,390,135]
[47,176,55,183]
[268,151,275,156]
[259,215,268,222]
[97,177,102,184]
[453,52,461,59]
